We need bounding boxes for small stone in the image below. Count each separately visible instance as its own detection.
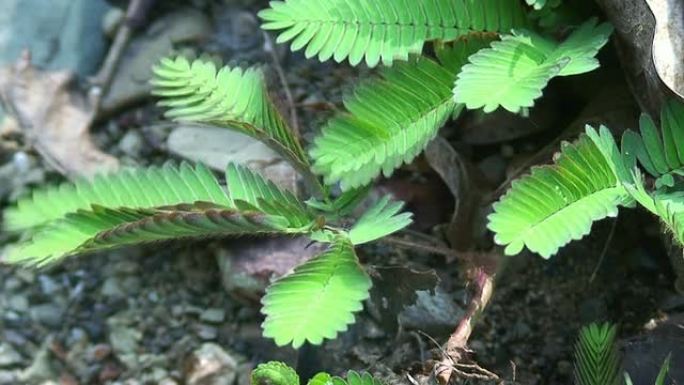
[118,130,144,157]
[195,325,218,341]
[0,370,19,384]
[109,325,141,356]
[112,260,140,274]
[3,277,22,291]
[478,154,507,186]
[15,269,36,284]
[7,294,29,312]
[399,289,465,336]
[557,360,573,375]
[88,344,112,362]
[99,362,124,383]
[18,340,57,383]
[67,328,88,346]
[38,275,61,296]
[183,343,237,385]
[199,309,226,324]
[30,303,65,328]
[0,344,22,368]
[101,277,126,298]
[511,321,532,339]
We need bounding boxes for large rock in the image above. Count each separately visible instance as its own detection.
[167,125,298,193]
[0,0,110,76]
[0,0,111,122]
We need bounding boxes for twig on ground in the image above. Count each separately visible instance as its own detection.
[589,216,618,283]
[89,0,156,113]
[262,31,300,136]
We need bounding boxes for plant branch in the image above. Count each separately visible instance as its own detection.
[435,260,497,385]
[381,235,468,262]
[262,31,300,137]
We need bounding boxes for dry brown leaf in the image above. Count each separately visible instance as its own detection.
[425,137,485,252]
[646,0,684,99]
[0,52,118,178]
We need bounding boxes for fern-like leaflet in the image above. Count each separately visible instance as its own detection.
[151,57,309,169]
[310,37,489,190]
[349,197,412,245]
[5,163,317,266]
[4,163,229,231]
[488,126,632,258]
[574,323,622,385]
[454,18,613,113]
[258,0,527,67]
[261,237,372,348]
[331,371,385,385]
[622,100,684,188]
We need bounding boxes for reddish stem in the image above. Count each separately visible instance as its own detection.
[435,254,497,385]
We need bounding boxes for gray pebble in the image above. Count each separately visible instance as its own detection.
[0,344,22,368]
[30,303,65,328]
[199,308,226,324]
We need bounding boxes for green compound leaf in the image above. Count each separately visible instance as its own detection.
[621,100,684,187]
[349,197,413,245]
[4,163,317,266]
[251,361,300,385]
[574,323,621,385]
[624,171,684,247]
[454,18,613,113]
[258,0,527,67]
[488,126,632,258]
[4,163,230,231]
[8,203,312,267]
[151,56,308,167]
[225,163,314,227]
[310,37,489,190]
[332,371,385,385]
[307,373,333,385]
[261,237,372,348]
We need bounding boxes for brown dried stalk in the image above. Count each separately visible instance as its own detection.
[435,254,498,385]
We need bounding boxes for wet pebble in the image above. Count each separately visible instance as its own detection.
[0,344,22,368]
[183,343,237,385]
[199,308,226,324]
